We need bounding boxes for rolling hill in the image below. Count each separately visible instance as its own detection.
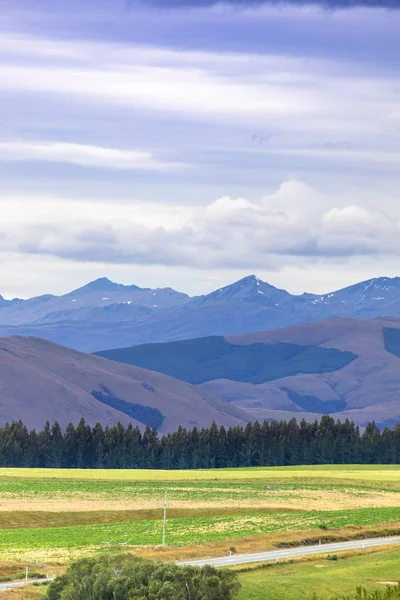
[2,275,400,351]
[0,336,247,432]
[97,317,400,428]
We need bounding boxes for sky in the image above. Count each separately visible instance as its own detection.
[1,0,400,299]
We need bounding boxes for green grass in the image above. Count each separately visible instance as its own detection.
[1,507,400,560]
[0,477,389,504]
[237,547,400,600]
[1,465,400,563]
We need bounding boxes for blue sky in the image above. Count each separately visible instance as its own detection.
[1,0,400,298]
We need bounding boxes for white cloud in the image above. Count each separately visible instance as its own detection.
[323,206,374,226]
[1,30,399,190]
[0,141,185,171]
[0,32,397,135]
[0,180,399,269]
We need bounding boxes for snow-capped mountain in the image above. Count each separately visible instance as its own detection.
[192,275,291,305]
[1,275,400,351]
[0,278,189,327]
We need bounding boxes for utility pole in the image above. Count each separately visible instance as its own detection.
[162,490,168,548]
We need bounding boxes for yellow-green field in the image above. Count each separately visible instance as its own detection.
[2,464,400,482]
[1,465,400,598]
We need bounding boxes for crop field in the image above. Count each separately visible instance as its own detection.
[0,465,399,568]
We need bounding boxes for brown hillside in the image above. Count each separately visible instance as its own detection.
[0,336,247,432]
[202,318,400,427]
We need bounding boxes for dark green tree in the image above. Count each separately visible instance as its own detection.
[45,554,240,600]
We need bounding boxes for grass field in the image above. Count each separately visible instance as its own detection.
[0,465,399,597]
[2,465,400,481]
[2,506,400,562]
[236,546,400,600]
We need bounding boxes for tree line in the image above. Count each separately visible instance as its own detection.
[1,415,400,469]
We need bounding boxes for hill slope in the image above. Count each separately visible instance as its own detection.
[97,317,400,428]
[3,275,400,351]
[0,336,247,432]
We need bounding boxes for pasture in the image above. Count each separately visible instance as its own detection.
[0,464,400,596]
[236,545,400,600]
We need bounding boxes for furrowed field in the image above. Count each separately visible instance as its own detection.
[1,465,400,598]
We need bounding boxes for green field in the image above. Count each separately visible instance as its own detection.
[237,547,400,600]
[0,466,399,599]
[2,507,400,562]
[0,465,399,567]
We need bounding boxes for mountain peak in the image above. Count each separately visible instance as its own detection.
[237,274,269,287]
[68,278,141,295]
[196,274,290,305]
[87,277,123,290]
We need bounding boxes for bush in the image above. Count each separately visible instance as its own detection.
[45,553,241,600]
[327,554,338,561]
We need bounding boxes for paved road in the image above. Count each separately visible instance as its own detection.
[178,535,400,568]
[0,577,53,591]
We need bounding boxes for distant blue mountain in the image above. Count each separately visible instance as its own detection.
[1,274,400,351]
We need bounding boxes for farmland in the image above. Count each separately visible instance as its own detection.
[0,465,400,597]
[236,545,400,600]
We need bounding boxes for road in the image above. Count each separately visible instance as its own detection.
[0,577,53,591]
[1,536,400,592]
[178,535,400,568]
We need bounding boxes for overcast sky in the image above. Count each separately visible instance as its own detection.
[1,0,400,298]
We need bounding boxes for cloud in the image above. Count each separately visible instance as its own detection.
[1,181,399,269]
[1,29,399,187]
[0,31,397,134]
[134,0,400,6]
[0,141,186,171]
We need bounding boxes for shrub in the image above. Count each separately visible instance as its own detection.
[45,553,241,600]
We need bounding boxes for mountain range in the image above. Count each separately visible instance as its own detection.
[1,275,400,352]
[97,317,400,428]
